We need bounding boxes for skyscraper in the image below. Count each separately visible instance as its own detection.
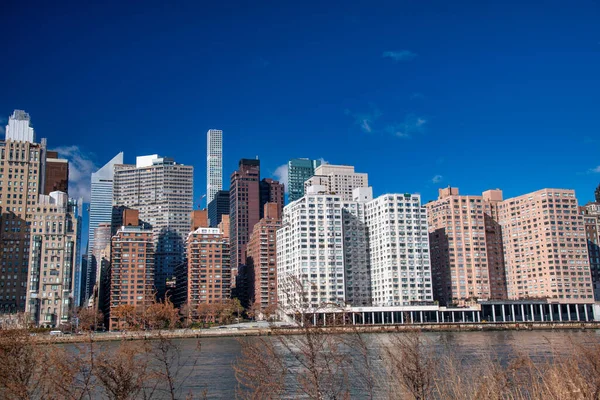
[26,191,79,327]
[229,159,261,281]
[207,190,229,227]
[260,178,285,218]
[5,110,35,142]
[86,152,123,304]
[425,187,508,305]
[288,158,322,202]
[498,189,594,303]
[304,164,368,201]
[0,110,47,312]
[207,129,223,204]
[595,184,600,203]
[113,155,193,298]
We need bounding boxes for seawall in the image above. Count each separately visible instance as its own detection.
[33,321,600,344]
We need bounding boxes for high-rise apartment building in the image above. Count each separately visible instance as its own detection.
[277,185,372,310]
[425,187,507,305]
[365,193,433,306]
[86,152,123,303]
[109,223,154,330]
[580,203,600,300]
[229,159,285,290]
[113,155,193,298]
[44,150,69,195]
[288,158,321,202]
[498,189,594,303]
[26,192,79,327]
[178,223,231,317]
[207,190,229,227]
[0,110,47,312]
[229,159,261,281]
[304,164,368,201]
[207,129,223,204]
[246,203,281,311]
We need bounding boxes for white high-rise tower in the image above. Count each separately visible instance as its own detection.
[207,129,223,204]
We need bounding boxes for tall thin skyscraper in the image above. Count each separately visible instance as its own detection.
[86,152,124,304]
[288,158,321,202]
[207,129,223,204]
[113,155,193,299]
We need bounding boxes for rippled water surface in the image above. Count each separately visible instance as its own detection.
[72,330,600,399]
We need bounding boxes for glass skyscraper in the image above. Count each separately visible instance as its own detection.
[287,158,322,202]
[85,152,123,304]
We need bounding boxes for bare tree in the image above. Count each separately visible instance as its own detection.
[0,328,47,399]
[94,341,151,400]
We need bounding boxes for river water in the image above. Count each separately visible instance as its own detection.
[80,330,600,399]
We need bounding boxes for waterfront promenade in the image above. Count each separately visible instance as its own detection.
[34,320,600,344]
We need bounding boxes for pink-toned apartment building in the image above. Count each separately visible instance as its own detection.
[426,187,507,305]
[497,189,594,303]
[246,203,281,311]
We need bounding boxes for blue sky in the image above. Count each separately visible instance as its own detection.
[2,0,600,210]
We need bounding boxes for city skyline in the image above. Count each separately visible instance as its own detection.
[1,1,599,213]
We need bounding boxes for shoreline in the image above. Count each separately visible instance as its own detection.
[34,321,600,344]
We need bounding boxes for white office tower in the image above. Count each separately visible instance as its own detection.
[114,155,193,298]
[86,152,124,303]
[364,193,433,306]
[5,110,35,142]
[304,164,368,201]
[206,129,223,204]
[277,185,371,311]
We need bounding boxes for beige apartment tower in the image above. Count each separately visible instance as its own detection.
[304,164,368,201]
[426,187,507,305]
[26,192,79,327]
[498,189,594,303]
[0,110,48,312]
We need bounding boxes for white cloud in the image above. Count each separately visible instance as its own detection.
[431,175,443,184]
[345,107,382,134]
[385,115,427,139]
[382,50,417,62]
[273,163,289,193]
[318,157,329,165]
[360,119,372,133]
[53,146,97,202]
[589,166,600,173]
